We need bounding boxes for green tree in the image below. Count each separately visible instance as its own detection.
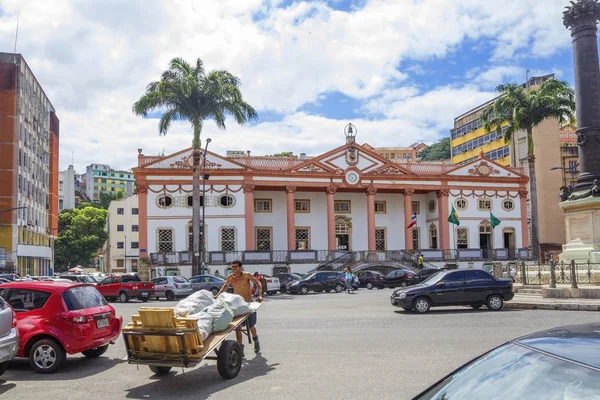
[482,79,575,260]
[54,206,108,271]
[418,138,450,161]
[133,58,257,276]
[267,152,297,158]
[98,190,125,209]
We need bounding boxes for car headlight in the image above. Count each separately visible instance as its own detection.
[394,291,407,299]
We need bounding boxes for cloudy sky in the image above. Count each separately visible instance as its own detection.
[0,0,583,173]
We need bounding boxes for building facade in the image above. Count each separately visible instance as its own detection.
[105,195,139,273]
[59,165,76,211]
[85,164,135,201]
[0,53,59,276]
[135,140,530,277]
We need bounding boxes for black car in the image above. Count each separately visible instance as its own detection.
[390,269,514,313]
[355,270,385,290]
[274,273,303,293]
[384,269,420,288]
[416,268,442,282]
[413,322,600,399]
[287,271,346,295]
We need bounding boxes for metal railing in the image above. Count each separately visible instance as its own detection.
[149,247,533,266]
[507,260,600,286]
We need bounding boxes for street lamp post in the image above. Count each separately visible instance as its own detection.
[201,138,212,273]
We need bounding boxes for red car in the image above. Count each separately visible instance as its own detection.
[0,281,122,374]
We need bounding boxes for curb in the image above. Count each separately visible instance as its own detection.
[505,302,600,311]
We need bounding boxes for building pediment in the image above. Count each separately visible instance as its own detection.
[139,148,247,170]
[446,157,524,178]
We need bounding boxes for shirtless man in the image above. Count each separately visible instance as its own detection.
[215,260,263,355]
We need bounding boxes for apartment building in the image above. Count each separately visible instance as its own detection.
[364,143,427,162]
[105,195,139,273]
[0,53,59,276]
[59,165,76,211]
[85,164,135,201]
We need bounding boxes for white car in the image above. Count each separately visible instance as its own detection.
[152,276,193,300]
[262,275,280,295]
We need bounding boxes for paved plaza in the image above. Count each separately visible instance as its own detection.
[2,289,599,400]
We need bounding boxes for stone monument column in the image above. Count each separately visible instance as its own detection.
[564,0,600,190]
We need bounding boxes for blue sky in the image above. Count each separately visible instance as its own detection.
[0,0,591,172]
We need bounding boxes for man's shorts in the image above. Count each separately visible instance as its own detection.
[240,312,257,329]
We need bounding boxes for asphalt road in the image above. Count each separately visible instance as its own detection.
[1,289,599,400]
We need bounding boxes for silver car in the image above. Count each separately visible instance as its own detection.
[151,276,193,301]
[0,296,18,376]
[188,275,227,295]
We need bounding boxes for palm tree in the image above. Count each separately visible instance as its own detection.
[133,58,257,276]
[482,79,575,261]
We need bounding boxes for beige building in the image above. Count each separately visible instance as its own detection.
[105,195,139,273]
[364,143,427,162]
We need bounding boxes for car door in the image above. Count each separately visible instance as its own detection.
[310,273,326,291]
[153,278,168,297]
[463,270,494,304]
[99,277,119,297]
[432,271,466,305]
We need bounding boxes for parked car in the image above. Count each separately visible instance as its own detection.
[287,271,346,295]
[390,269,514,313]
[274,273,303,293]
[96,274,155,303]
[189,275,226,295]
[0,296,18,376]
[355,270,385,290]
[261,275,281,295]
[151,276,193,300]
[58,274,97,285]
[384,268,420,288]
[412,322,600,399]
[337,272,360,291]
[416,267,443,282]
[0,281,122,373]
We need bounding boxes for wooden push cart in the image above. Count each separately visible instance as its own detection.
[122,303,260,379]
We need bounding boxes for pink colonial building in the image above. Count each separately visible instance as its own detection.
[133,135,530,277]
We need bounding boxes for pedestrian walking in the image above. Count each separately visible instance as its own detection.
[344,266,354,294]
[418,254,424,269]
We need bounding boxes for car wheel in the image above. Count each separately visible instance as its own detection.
[141,297,149,302]
[119,291,129,303]
[149,365,172,375]
[470,304,483,309]
[401,282,408,287]
[486,295,504,311]
[166,291,175,301]
[82,345,109,358]
[334,284,344,293]
[325,289,331,293]
[267,291,275,295]
[413,297,431,314]
[0,361,8,377]
[155,296,160,301]
[28,338,65,374]
[299,286,309,295]
[366,282,373,290]
[217,340,242,379]
[211,288,219,296]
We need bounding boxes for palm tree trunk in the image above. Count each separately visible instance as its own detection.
[192,126,202,277]
[526,129,540,261]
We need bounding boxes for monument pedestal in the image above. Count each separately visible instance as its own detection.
[559,196,600,262]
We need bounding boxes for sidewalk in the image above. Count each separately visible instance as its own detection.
[506,294,600,311]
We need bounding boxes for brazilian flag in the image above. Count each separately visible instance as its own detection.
[448,206,460,226]
[490,212,501,228]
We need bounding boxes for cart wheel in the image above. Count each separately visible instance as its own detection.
[149,365,172,375]
[217,340,242,379]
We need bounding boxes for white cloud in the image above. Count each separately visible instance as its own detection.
[0,0,575,173]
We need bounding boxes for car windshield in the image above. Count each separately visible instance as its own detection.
[303,273,316,280]
[63,286,108,311]
[421,271,445,285]
[415,343,600,400]
[82,276,97,283]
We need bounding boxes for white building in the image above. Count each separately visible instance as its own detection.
[105,195,139,273]
[58,165,76,211]
[133,139,529,277]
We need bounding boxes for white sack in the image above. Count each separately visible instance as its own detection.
[205,301,234,332]
[174,290,215,316]
[217,293,252,317]
[188,311,214,340]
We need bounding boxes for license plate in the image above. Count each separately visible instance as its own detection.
[141,292,149,297]
[97,318,109,328]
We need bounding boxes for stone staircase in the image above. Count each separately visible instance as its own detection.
[514,285,543,297]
